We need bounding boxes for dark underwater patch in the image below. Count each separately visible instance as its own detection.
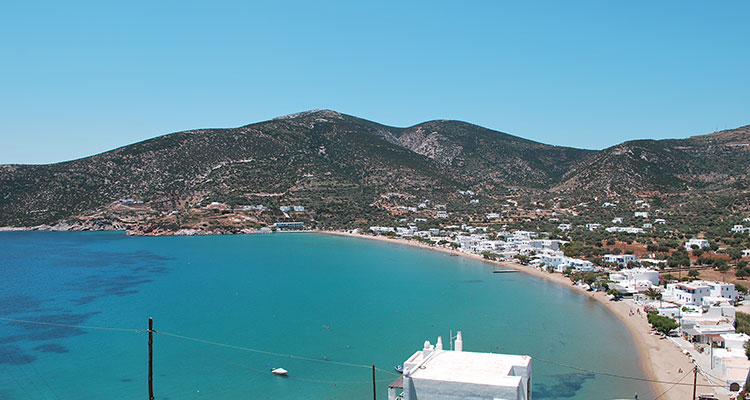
[0,295,46,315]
[11,312,100,342]
[0,345,36,365]
[33,343,69,353]
[534,372,595,399]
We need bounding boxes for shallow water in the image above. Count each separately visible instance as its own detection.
[0,231,653,399]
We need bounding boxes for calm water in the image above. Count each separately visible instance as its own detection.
[0,232,654,399]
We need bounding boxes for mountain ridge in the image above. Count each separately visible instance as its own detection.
[1,110,748,228]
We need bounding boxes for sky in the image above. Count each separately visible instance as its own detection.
[1,1,748,164]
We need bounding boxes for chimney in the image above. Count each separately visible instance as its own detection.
[436,336,443,350]
[423,340,434,357]
[455,331,463,352]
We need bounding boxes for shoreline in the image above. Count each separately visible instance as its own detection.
[320,230,717,400]
[2,227,720,399]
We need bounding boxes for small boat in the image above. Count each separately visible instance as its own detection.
[394,365,403,373]
[271,368,288,376]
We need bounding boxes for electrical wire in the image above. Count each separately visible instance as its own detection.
[653,367,693,400]
[0,347,35,399]
[0,317,143,333]
[156,330,399,376]
[3,315,732,392]
[160,333,396,385]
[532,355,723,388]
[0,345,51,400]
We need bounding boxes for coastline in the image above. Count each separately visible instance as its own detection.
[2,226,720,399]
[320,230,715,400]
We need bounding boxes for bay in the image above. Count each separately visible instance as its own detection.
[0,231,654,399]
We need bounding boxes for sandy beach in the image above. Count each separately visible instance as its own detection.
[321,230,722,400]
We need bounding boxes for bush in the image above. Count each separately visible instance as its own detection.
[647,312,678,335]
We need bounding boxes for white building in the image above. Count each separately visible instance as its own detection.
[667,282,711,305]
[293,205,305,212]
[744,249,750,258]
[612,217,623,223]
[602,254,637,267]
[436,211,448,218]
[732,225,747,233]
[605,227,644,234]
[391,333,532,400]
[692,280,739,302]
[370,226,395,234]
[654,218,666,224]
[634,211,649,218]
[557,224,572,231]
[585,223,601,231]
[610,267,659,286]
[486,213,500,220]
[563,258,596,272]
[279,206,291,212]
[684,238,710,251]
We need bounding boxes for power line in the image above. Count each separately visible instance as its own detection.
[0,345,51,400]
[160,333,395,385]
[156,330,399,377]
[653,367,693,400]
[2,315,730,391]
[532,355,723,388]
[695,363,727,384]
[0,317,143,333]
[0,348,35,399]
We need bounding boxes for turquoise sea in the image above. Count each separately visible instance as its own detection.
[0,231,654,399]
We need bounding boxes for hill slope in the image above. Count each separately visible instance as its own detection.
[553,125,750,196]
[1,111,748,228]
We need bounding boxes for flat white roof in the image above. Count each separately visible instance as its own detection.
[721,333,750,341]
[409,350,530,386]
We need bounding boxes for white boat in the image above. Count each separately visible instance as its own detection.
[271,368,288,376]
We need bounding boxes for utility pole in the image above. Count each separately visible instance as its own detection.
[692,366,697,400]
[371,365,376,400]
[148,317,154,400]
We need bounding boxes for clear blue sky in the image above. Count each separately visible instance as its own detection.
[1,1,748,164]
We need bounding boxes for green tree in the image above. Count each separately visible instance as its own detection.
[607,289,622,300]
[647,313,678,336]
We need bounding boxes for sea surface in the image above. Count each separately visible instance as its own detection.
[0,231,654,399]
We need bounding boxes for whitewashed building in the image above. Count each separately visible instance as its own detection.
[692,280,739,302]
[602,254,637,267]
[684,238,710,251]
[391,333,532,400]
[667,282,711,305]
[610,268,659,286]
